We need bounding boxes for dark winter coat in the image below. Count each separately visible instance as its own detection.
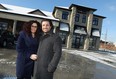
[16,31,39,78]
[34,31,62,79]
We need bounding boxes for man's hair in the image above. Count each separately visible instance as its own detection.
[23,20,41,37]
[41,19,54,30]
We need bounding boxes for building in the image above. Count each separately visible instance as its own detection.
[100,40,116,51]
[53,4,106,50]
[0,3,59,36]
[0,3,106,50]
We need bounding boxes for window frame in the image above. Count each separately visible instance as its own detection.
[62,11,69,20]
[82,14,86,23]
[92,18,99,26]
[75,14,80,22]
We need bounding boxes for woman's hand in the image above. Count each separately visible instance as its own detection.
[30,54,38,61]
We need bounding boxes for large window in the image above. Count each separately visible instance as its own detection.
[62,11,69,20]
[59,32,67,44]
[72,34,85,49]
[89,37,97,49]
[92,18,99,26]
[0,22,8,30]
[82,15,86,23]
[74,26,86,36]
[74,26,86,32]
[75,14,80,22]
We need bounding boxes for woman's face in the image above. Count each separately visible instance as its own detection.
[31,23,38,33]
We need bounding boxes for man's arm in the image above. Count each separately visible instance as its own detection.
[48,36,62,72]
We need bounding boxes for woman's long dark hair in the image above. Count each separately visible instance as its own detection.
[23,20,41,37]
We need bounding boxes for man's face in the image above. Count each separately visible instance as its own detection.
[42,21,51,33]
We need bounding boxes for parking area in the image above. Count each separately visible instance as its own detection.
[0,48,116,79]
[0,48,16,78]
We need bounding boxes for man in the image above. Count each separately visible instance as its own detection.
[33,19,62,79]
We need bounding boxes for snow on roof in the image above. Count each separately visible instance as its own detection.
[1,3,34,13]
[57,6,69,9]
[0,3,58,21]
[0,8,58,20]
[41,10,54,18]
[100,39,112,43]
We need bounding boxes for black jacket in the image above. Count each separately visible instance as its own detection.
[34,31,62,79]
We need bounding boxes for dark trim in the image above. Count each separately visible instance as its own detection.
[94,14,106,18]
[55,6,71,11]
[69,4,97,11]
[0,4,8,10]
[28,9,47,16]
[53,6,71,16]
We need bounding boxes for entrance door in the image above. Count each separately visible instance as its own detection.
[75,37,80,48]
[72,35,85,49]
[72,35,80,49]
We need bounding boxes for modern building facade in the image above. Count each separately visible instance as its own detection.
[53,4,106,50]
[0,3,105,50]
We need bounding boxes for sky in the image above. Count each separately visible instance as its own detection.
[0,0,116,43]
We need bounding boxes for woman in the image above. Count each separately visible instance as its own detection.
[16,20,41,79]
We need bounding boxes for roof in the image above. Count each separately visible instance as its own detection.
[94,14,106,18]
[28,9,47,16]
[54,6,71,11]
[0,4,8,10]
[53,4,106,19]
[53,6,71,15]
[69,4,97,12]
[0,3,58,21]
[53,4,97,15]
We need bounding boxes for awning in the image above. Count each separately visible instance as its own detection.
[74,29,86,35]
[92,30,100,37]
[60,23,69,31]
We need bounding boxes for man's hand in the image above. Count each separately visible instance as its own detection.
[30,54,38,61]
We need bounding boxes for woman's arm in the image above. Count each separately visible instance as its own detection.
[16,31,26,53]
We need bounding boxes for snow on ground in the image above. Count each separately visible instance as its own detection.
[62,49,116,68]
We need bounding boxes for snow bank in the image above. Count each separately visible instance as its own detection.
[62,49,116,68]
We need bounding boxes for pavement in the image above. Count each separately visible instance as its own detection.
[0,48,116,79]
[63,49,116,68]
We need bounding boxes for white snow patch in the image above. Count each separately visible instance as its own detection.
[62,49,116,68]
[0,58,7,62]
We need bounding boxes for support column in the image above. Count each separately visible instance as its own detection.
[67,7,76,49]
[52,21,59,33]
[84,11,93,50]
[12,20,17,35]
[95,37,100,50]
[53,27,57,33]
